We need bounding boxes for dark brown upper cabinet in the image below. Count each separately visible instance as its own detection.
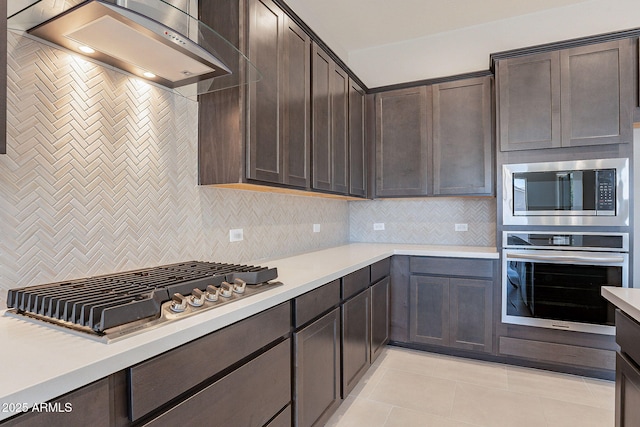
[349,78,367,197]
[375,86,431,197]
[312,43,349,195]
[198,0,310,188]
[432,76,493,196]
[247,0,311,188]
[375,75,494,198]
[498,39,633,152]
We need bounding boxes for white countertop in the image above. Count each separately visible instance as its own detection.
[602,286,640,324]
[0,243,497,420]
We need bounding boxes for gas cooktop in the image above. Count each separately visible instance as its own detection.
[5,261,282,342]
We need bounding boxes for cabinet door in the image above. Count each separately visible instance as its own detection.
[370,276,390,363]
[616,352,640,427]
[449,278,493,353]
[342,289,371,397]
[433,76,493,196]
[312,44,333,192]
[282,15,311,188]
[497,51,561,151]
[248,0,284,184]
[294,308,341,427]
[560,39,633,147]
[349,78,367,197]
[331,65,350,194]
[409,275,449,346]
[375,86,430,197]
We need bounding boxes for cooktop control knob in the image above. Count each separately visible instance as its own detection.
[233,278,246,294]
[170,293,187,313]
[189,289,205,307]
[219,282,233,298]
[204,285,219,302]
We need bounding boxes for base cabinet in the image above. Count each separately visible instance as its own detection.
[294,308,342,427]
[397,256,495,354]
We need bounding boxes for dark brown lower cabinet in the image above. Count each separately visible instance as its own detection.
[342,289,370,396]
[144,339,291,427]
[294,307,341,427]
[616,352,640,427]
[0,378,112,427]
[409,275,493,352]
[370,276,390,363]
[616,309,640,426]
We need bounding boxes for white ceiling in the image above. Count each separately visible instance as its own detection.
[283,0,592,53]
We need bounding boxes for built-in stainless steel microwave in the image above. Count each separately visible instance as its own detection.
[502,158,629,226]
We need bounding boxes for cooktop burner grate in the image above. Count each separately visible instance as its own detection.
[6,261,280,338]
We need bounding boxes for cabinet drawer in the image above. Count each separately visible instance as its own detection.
[343,267,370,300]
[144,339,291,427]
[294,279,341,328]
[129,302,291,421]
[370,258,391,284]
[410,257,494,279]
[616,309,640,366]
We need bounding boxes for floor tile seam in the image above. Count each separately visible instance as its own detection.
[502,380,615,409]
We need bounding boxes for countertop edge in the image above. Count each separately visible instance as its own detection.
[602,286,640,324]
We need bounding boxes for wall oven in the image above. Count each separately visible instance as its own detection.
[502,158,629,226]
[502,231,628,335]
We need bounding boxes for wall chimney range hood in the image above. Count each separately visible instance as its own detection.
[8,0,261,97]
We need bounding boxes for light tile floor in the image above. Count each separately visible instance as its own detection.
[326,346,615,427]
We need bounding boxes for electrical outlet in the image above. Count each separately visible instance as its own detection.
[229,228,244,242]
[313,224,321,233]
[455,223,468,232]
[373,223,385,231]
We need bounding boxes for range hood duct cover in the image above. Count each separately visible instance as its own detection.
[8,0,261,97]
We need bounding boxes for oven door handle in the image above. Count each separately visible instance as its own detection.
[506,253,626,264]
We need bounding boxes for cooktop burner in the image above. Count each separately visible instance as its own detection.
[5,261,282,342]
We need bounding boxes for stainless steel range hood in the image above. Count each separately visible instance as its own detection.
[8,0,261,97]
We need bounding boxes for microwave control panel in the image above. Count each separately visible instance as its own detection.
[596,169,615,213]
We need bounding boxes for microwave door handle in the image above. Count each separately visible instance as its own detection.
[506,253,625,264]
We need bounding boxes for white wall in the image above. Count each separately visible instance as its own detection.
[292,0,640,88]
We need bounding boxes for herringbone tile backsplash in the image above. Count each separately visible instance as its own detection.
[350,198,496,246]
[0,33,348,295]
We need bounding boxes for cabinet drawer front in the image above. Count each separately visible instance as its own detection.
[410,257,494,279]
[343,267,370,300]
[616,309,640,366]
[370,257,391,284]
[129,302,291,422]
[144,339,291,427]
[294,279,341,328]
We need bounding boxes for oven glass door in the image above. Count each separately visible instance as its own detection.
[503,249,627,335]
